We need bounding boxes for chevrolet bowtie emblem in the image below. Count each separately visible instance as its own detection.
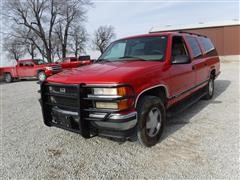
[59,88,66,93]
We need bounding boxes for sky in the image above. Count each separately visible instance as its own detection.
[0,0,239,66]
[86,0,239,58]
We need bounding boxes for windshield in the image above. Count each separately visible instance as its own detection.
[33,59,46,65]
[99,36,168,61]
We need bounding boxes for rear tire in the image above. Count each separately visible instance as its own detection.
[203,76,214,100]
[136,96,166,147]
[4,73,13,83]
[37,71,46,82]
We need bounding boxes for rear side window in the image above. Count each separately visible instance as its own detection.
[26,61,34,66]
[70,58,77,62]
[199,37,215,53]
[186,36,202,58]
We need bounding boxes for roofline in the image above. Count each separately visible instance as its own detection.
[117,32,172,41]
[150,20,240,33]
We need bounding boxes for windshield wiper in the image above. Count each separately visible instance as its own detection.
[118,56,147,61]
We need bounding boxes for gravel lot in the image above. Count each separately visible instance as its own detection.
[1,62,239,179]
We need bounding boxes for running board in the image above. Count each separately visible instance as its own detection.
[167,90,207,118]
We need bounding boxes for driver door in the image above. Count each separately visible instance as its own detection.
[168,35,195,99]
[17,61,28,77]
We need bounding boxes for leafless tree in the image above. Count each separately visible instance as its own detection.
[4,0,91,62]
[54,0,91,59]
[3,36,26,60]
[92,25,116,54]
[10,27,39,59]
[51,33,62,60]
[69,26,88,57]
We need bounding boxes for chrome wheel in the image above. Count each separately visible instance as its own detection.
[209,79,214,96]
[6,74,11,82]
[38,72,46,81]
[4,73,12,83]
[146,107,161,137]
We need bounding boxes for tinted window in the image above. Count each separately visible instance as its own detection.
[171,36,190,64]
[70,58,78,62]
[25,61,34,66]
[186,36,202,58]
[33,59,46,65]
[199,37,215,53]
[171,36,189,57]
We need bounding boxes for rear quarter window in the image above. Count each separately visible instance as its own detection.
[70,58,78,62]
[186,36,202,59]
[198,37,215,54]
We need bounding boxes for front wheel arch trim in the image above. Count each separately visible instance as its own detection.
[134,84,169,108]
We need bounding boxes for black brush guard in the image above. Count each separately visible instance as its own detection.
[39,82,135,139]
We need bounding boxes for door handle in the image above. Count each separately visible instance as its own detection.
[192,65,196,70]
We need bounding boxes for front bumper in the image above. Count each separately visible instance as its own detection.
[39,83,137,139]
[88,112,137,138]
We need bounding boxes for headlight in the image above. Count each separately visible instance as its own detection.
[93,87,127,96]
[93,88,117,95]
[91,85,134,110]
[45,66,53,70]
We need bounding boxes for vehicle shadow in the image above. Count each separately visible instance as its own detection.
[161,79,231,141]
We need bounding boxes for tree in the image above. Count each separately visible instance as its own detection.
[69,26,88,57]
[10,27,39,59]
[4,0,91,62]
[92,25,116,54]
[3,36,26,61]
[54,0,91,59]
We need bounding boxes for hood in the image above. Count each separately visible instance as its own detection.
[47,60,165,84]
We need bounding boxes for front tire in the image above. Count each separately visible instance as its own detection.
[137,96,166,147]
[4,73,13,83]
[37,71,46,82]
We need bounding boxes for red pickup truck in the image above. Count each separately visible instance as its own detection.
[0,67,4,81]
[1,59,62,82]
[56,56,93,69]
[40,32,220,147]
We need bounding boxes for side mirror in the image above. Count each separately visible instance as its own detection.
[172,55,190,64]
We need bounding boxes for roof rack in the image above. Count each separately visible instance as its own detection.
[178,31,207,38]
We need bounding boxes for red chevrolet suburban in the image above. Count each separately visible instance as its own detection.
[56,56,93,69]
[39,32,220,147]
[2,59,62,82]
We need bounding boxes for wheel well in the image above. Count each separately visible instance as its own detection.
[4,72,11,76]
[37,70,45,76]
[37,69,45,73]
[210,69,216,78]
[136,86,168,107]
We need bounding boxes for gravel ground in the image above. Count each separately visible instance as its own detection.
[1,62,239,179]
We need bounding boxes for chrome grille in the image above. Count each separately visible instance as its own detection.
[49,85,78,96]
